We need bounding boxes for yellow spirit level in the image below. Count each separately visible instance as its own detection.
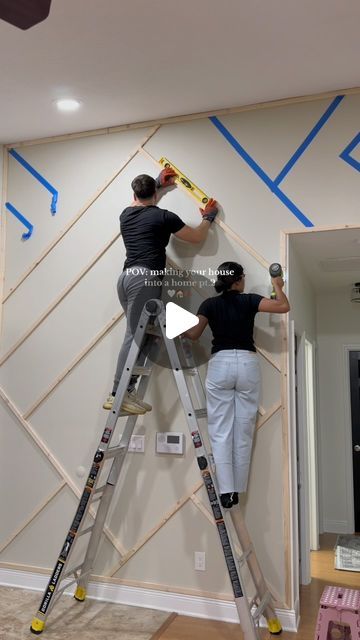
[159,157,210,205]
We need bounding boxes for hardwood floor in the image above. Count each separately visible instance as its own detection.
[155,534,359,639]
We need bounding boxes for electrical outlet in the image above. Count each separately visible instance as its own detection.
[194,551,206,571]
[128,435,145,452]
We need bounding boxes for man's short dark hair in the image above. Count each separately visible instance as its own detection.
[131,174,156,199]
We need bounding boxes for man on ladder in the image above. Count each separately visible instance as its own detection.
[103,168,218,414]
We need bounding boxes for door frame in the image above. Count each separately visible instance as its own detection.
[343,344,360,533]
[296,332,319,585]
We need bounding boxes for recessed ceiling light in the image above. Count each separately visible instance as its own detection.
[55,98,82,112]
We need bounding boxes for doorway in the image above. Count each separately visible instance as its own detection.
[348,350,360,532]
[283,224,360,602]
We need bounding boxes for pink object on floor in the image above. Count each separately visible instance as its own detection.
[314,586,360,640]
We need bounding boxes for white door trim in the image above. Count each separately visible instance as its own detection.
[296,332,311,584]
[342,344,359,533]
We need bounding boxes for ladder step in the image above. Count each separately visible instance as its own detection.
[55,569,92,599]
[195,408,207,418]
[93,484,107,494]
[103,445,127,459]
[78,525,94,537]
[146,326,162,337]
[63,563,84,581]
[238,544,254,566]
[252,591,272,622]
[90,485,107,503]
[132,366,152,376]
[184,368,197,376]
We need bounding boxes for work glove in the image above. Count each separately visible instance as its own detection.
[199,198,218,222]
[155,167,177,189]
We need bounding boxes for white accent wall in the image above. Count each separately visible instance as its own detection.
[1,94,360,618]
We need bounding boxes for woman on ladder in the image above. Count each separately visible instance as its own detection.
[185,261,290,508]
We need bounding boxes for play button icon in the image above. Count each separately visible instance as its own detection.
[165,302,199,339]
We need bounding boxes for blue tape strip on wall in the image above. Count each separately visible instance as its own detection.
[209,115,314,228]
[8,148,58,214]
[340,132,360,173]
[5,202,34,239]
[274,95,344,186]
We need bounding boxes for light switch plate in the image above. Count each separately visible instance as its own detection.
[128,435,145,452]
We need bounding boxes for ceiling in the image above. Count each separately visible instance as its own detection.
[0,0,360,143]
[289,227,360,294]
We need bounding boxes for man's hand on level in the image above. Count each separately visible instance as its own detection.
[199,198,218,222]
[156,167,178,189]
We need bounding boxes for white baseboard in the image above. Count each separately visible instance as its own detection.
[0,567,298,632]
[323,519,352,534]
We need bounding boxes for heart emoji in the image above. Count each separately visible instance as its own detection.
[167,289,176,297]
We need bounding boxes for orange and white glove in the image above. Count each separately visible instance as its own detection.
[199,198,218,222]
[155,167,177,188]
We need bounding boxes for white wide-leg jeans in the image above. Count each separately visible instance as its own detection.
[205,349,261,494]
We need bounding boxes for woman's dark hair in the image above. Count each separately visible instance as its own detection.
[131,174,156,199]
[214,261,244,293]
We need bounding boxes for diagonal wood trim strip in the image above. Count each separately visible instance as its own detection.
[23,311,124,419]
[256,401,282,430]
[0,233,121,366]
[108,481,203,577]
[0,482,66,555]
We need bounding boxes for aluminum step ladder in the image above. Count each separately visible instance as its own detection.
[30,299,282,638]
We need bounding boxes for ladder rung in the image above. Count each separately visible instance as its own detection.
[89,484,107,503]
[184,368,197,376]
[252,591,271,622]
[103,445,127,459]
[94,484,106,493]
[195,408,207,418]
[93,484,107,495]
[132,366,152,376]
[63,563,84,580]
[55,570,92,599]
[91,494,102,503]
[78,525,94,537]
[146,326,162,337]
[238,544,254,566]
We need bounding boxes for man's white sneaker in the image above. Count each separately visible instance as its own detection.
[128,390,152,412]
[102,393,146,414]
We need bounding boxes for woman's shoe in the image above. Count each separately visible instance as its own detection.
[220,492,238,509]
[220,493,234,509]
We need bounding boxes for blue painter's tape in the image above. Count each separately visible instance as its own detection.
[9,148,59,214]
[209,116,314,227]
[274,95,344,186]
[272,186,314,227]
[5,202,34,240]
[340,132,360,173]
[209,116,274,189]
